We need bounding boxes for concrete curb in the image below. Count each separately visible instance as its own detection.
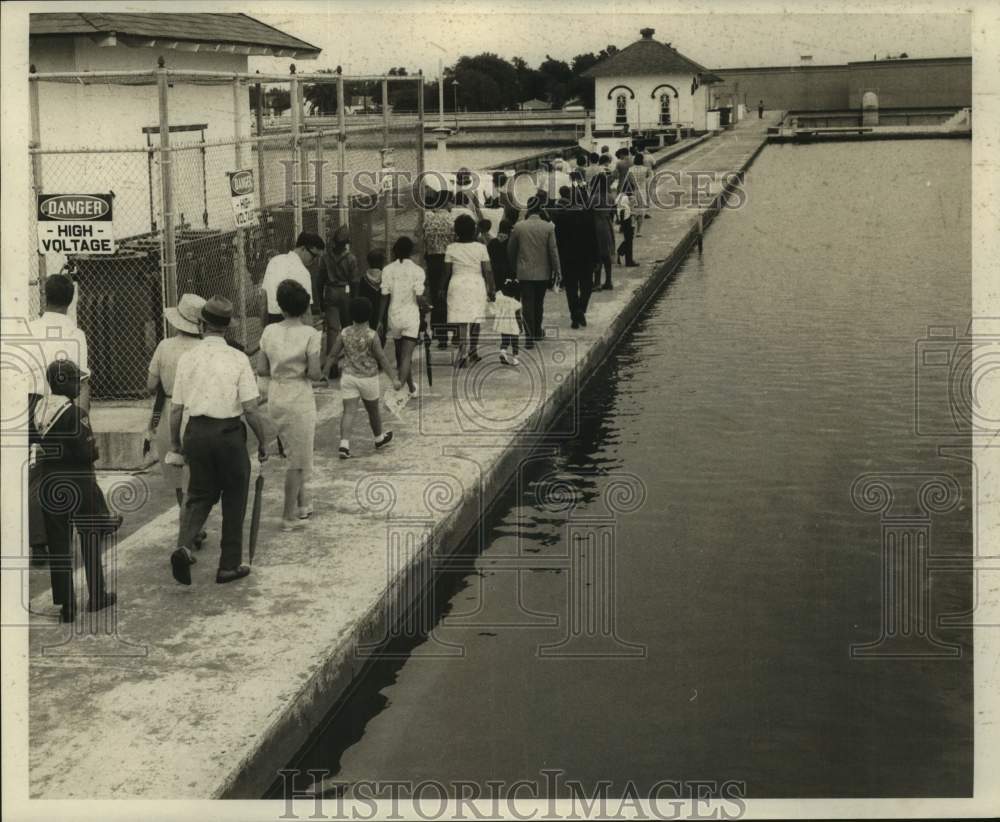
[212,128,771,799]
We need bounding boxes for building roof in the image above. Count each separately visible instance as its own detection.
[29,12,321,58]
[583,28,720,83]
[520,98,552,108]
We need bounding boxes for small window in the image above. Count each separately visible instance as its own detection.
[615,94,628,125]
[659,94,672,125]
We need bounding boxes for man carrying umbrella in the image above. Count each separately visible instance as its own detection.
[166,296,271,585]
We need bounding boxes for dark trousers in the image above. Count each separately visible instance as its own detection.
[323,285,351,356]
[425,254,451,344]
[178,416,250,571]
[563,268,593,320]
[357,279,382,331]
[38,469,112,614]
[594,253,613,287]
[520,281,548,342]
[501,333,519,355]
[617,219,635,265]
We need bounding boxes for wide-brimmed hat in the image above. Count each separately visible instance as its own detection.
[201,295,233,328]
[164,293,206,335]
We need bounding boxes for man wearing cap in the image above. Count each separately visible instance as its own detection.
[260,231,324,327]
[317,225,358,360]
[167,296,270,585]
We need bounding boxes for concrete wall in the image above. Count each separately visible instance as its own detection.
[31,36,254,240]
[712,58,971,112]
[594,73,709,131]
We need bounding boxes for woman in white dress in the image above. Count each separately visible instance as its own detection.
[379,235,426,399]
[257,280,323,531]
[444,214,495,367]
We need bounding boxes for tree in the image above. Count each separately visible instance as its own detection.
[452,53,521,110]
[512,55,543,105]
[538,55,573,107]
[303,68,339,115]
[568,53,600,108]
[266,88,291,115]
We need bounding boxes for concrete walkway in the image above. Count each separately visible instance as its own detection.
[26,113,780,799]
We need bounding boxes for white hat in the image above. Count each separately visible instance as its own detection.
[164,293,206,335]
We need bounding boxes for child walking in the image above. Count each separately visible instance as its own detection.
[325,297,401,458]
[493,278,522,367]
[33,359,117,621]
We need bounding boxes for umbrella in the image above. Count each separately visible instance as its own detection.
[248,466,265,566]
[420,311,433,388]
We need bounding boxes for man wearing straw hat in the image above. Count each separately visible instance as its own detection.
[166,296,270,585]
[147,293,204,509]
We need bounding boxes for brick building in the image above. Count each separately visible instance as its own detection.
[711,56,971,113]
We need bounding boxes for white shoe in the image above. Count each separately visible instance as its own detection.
[509,355,520,366]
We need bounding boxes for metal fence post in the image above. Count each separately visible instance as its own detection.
[28,70,47,313]
[157,59,178,317]
[255,72,266,206]
[337,74,347,231]
[382,76,392,259]
[290,68,303,239]
[416,71,425,248]
[233,75,250,350]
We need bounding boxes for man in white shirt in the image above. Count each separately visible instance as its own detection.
[168,296,271,586]
[260,231,324,326]
[27,274,91,412]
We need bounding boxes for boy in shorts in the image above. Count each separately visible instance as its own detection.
[325,297,401,458]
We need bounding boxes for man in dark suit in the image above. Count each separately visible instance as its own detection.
[551,187,598,329]
[506,196,561,348]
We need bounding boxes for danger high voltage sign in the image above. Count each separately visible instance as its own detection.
[37,193,116,254]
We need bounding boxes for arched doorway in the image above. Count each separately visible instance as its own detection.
[659,93,672,125]
[615,93,628,125]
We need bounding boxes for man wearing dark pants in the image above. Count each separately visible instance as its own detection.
[506,196,561,348]
[318,225,358,362]
[421,190,454,348]
[552,187,597,328]
[167,297,270,585]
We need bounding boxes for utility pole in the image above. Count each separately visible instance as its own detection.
[439,59,445,128]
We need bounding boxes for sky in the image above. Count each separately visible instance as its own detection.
[250,2,972,77]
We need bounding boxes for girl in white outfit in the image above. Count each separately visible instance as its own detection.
[379,235,426,397]
[492,278,522,366]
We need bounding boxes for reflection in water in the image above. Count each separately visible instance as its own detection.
[278,140,972,799]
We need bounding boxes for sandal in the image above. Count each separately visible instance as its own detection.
[170,548,194,586]
[215,565,251,584]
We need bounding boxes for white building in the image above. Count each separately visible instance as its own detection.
[582,28,720,137]
[29,13,320,239]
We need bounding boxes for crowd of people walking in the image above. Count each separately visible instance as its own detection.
[25,143,656,610]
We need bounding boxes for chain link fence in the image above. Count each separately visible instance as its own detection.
[29,69,425,399]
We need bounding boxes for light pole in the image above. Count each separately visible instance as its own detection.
[452,80,459,117]
[428,41,446,130]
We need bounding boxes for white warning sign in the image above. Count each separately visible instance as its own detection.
[37,193,116,254]
[228,169,259,228]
